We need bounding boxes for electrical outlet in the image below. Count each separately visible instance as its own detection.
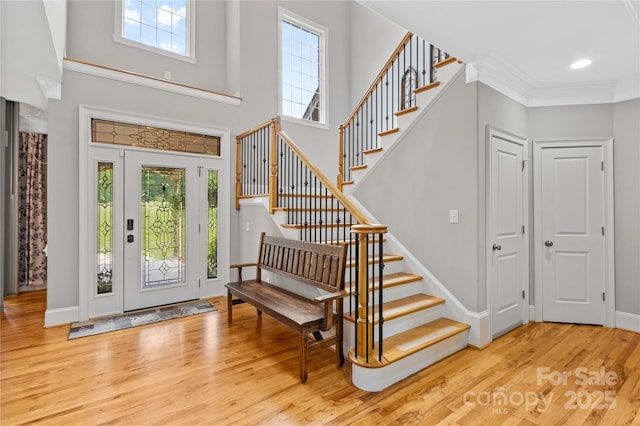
[164,71,172,80]
[449,209,459,224]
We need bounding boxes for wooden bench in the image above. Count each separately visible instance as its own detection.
[226,233,348,383]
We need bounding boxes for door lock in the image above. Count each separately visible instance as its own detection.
[127,235,134,243]
[544,240,554,247]
[492,244,502,251]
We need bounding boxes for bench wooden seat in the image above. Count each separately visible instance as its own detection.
[226,233,348,383]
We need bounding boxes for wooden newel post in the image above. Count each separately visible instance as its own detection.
[235,135,242,210]
[338,125,344,191]
[351,223,388,361]
[268,117,280,214]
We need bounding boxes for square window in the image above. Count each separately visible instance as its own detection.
[116,0,195,60]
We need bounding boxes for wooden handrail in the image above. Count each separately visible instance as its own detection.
[340,32,413,129]
[236,119,273,140]
[277,128,371,226]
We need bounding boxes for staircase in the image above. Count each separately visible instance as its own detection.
[235,33,472,391]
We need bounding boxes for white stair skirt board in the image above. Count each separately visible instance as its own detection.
[351,329,469,392]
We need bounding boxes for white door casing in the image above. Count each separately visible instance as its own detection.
[79,105,230,320]
[487,126,528,339]
[534,139,615,327]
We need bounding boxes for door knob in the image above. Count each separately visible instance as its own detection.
[492,244,502,251]
[544,240,554,247]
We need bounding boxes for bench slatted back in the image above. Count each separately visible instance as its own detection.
[257,233,347,293]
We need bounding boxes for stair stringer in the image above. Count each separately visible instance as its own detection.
[344,61,466,196]
[345,195,490,348]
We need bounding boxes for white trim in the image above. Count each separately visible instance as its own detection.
[533,138,615,327]
[113,0,196,64]
[45,306,79,327]
[466,56,638,107]
[277,7,328,126]
[616,311,640,333]
[78,105,231,321]
[486,126,529,340]
[64,59,241,106]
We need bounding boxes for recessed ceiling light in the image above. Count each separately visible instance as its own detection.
[570,59,592,69]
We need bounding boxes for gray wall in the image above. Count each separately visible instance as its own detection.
[348,2,405,110]
[67,0,228,93]
[354,72,481,311]
[46,0,351,315]
[613,98,640,315]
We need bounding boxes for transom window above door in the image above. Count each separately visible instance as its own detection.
[91,118,220,156]
[114,0,196,62]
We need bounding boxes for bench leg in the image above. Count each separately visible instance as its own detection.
[227,288,233,324]
[336,299,344,366]
[300,330,309,383]
[257,308,262,318]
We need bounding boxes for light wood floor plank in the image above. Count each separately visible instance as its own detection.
[1,291,638,425]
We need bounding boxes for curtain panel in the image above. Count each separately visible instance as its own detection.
[18,132,47,287]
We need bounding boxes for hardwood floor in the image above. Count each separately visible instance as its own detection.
[1,291,638,425]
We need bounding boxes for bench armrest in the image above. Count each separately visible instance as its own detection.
[314,290,346,303]
[230,263,257,282]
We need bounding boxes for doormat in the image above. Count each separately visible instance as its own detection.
[68,300,216,339]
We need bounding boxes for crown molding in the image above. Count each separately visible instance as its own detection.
[467,54,639,107]
[63,58,242,106]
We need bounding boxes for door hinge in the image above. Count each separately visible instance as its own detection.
[602,292,605,302]
[198,167,202,177]
[522,160,526,171]
[601,161,604,171]
[199,279,201,288]
[522,225,525,234]
[199,224,201,232]
[602,226,605,236]
[522,290,525,299]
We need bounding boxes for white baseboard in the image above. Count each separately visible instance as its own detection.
[616,311,640,333]
[45,306,79,327]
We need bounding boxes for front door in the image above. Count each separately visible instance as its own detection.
[123,151,202,311]
[488,128,527,338]
[90,147,222,317]
[539,146,605,325]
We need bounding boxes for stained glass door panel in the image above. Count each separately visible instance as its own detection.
[123,151,200,311]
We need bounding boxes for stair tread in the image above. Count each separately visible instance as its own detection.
[394,105,418,117]
[350,164,368,171]
[350,318,470,367]
[414,81,440,94]
[327,236,386,246]
[363,147,383,155]
[345,253,402,268]
[378,128,399,137]
[344,293,444,323]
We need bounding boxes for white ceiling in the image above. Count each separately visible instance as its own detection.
[1,0,638,118]
[359,0,640,106]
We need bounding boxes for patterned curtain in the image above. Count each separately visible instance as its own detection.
[18,132,47,287]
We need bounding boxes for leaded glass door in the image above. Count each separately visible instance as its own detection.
[123,151,201,311]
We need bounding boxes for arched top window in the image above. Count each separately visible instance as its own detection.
[400,67,418,111]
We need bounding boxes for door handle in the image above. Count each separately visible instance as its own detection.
[492,244,502,251]
[544,240,554,247]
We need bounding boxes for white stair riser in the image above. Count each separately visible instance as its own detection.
[343,280,423,306]
[351,330,469,392]
[345,259,404,276]
[342,303,445,349]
